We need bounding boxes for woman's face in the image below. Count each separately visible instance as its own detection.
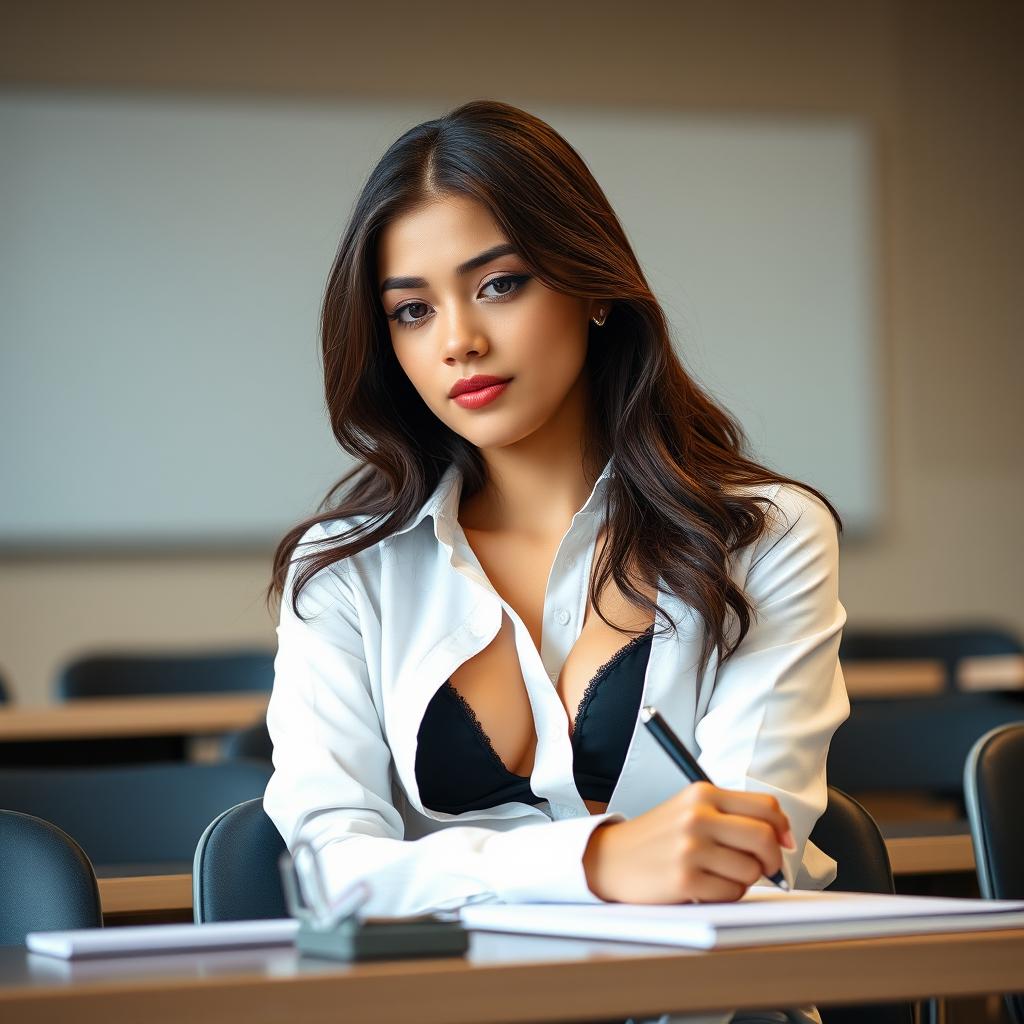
[377,194,603,452]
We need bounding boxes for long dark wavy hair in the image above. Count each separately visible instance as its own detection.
[267,99,842,679]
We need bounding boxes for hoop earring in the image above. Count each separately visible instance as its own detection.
[591,308,607,327]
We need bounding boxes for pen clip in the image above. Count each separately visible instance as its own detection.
[278,840,372,932]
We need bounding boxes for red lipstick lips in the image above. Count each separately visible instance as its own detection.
[448,374,512,398]
[449,375,512,410]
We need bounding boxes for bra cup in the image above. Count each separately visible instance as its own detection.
[571,630,654,800]
[416,627,654,815]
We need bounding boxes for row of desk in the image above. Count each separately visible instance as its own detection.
[1,652,1020,746]
[0,690,1014,1022]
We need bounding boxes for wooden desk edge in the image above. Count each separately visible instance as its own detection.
[98,874,193,917]
[0,693,269,741]
[4,928,1024,1023]
[884,833,976,875]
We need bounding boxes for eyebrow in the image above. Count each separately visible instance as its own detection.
[379,243,519,295]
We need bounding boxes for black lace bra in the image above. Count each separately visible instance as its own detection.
[414,623,654,814]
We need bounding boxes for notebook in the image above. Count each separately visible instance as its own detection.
[25,918,300,960]
[458,888,1024,950]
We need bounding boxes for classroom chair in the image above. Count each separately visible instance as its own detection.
[56,648,275,699]
[0,761,272,868]
[193,796,287,923]
[811,787,914,1024]
[830,623,1024,808]
[0,809,103,945]
[814,786,895,895]
[964,722,1024,1024]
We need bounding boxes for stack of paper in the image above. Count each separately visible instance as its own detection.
[458,888,1024,950]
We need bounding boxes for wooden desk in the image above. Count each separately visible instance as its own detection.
[95,864,194,927]
[881,822,976,877]
[0,693,269,742]
[3,926,1023,1023]
[843,655,1024,699]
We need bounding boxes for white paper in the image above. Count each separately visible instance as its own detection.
[25,918,300,959]
[459,888,1024,950]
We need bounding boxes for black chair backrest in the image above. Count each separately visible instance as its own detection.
[965,722,1024,900]
[0,809,103,945]
[964,723,1024,1023]
[57,649,275,700]
[0,761,272,866]
[809,787,912,1024]
[193,797,286,923]
[812,785,895,895]
[0,668,10,704]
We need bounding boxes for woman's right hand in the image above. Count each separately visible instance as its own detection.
[582,781,796,903]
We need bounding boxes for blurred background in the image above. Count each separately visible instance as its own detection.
[0,0,1020,706]
[0,4,1022,1018]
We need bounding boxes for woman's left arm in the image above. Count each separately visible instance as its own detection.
[692,482,851,890]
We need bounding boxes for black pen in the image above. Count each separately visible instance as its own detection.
[639,705,790,892]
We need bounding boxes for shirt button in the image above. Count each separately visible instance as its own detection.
[554,608,570,626]
[566,557,577,570]
[468,614,488,638]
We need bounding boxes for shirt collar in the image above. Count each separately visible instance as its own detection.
[385,456,616,545]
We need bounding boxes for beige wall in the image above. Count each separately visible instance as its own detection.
[1,0,1021,705]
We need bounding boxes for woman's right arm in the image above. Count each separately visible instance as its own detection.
[262,526,624,917]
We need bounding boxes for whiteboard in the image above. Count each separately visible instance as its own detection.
[0,92,880,546]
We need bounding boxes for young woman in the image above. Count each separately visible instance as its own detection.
[262,100,849,1024]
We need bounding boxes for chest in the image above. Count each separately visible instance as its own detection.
[448,523,657,782]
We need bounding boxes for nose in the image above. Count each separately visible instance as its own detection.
[441,301,489,363]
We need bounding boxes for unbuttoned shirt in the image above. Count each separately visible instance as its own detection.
[263,457,850,918]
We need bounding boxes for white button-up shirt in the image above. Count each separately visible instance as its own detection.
[263,456,849,920]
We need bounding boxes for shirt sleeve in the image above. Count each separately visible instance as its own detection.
[262,526,622,917]
[692,484,851,890]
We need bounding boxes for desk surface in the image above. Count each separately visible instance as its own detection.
[0,693,269,741]
[3,926,1023,1024]
[880,821,976,876]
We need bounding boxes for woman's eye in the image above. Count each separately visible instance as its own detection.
[481,274,530,299]
[385,274,530,330]
[388,301,431,328]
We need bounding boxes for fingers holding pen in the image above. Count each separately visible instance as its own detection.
[583,781,798,904]
[683,783,795,847]
[674,787,792,884]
